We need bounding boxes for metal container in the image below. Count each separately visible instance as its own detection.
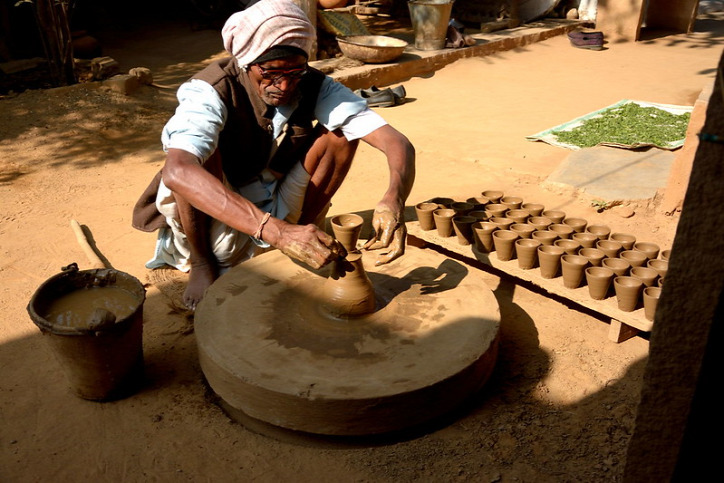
[336,35,408,63]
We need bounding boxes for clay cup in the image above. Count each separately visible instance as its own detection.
[415,202,439,231]
[585,266,615,300]
[613,276,643,312]
[433,208,455,237]
[331,213,364,253]
[492,230,519,261]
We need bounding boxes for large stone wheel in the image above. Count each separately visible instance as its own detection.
[195,244,500,436]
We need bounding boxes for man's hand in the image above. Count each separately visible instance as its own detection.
[276,223,346,269]
[362,205,406,266]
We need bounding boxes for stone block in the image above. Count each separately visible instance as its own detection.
[129,67,153,85]
[104,74,141,95]
[91,56,120,80]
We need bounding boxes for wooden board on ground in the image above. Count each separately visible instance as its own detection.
[406,221,654,343]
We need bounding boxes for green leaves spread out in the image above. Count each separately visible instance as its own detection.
[554,103,690,148]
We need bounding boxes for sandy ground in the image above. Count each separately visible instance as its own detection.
[1,11,723,482]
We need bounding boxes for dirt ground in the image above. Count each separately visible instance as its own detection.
[2,8,723,482]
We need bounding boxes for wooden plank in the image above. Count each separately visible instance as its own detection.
[407,222,654,334]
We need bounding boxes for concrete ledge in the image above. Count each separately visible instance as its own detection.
[314,19,585,90]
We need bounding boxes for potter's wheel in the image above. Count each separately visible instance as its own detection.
[195,244,500,436]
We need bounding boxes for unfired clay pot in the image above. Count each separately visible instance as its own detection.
[578,247,606,267]
[647,259,668,278]
[661,249,671,261]
[500,196,523,210]
[415,202,438,231]
[452,215,477,246]
[561,254,590,289]
[515,238,541,270]
[611,232,636,250]
[510,223,536,239]
[620,250,648,268]
[492,229,519,261]
[506,209,530,224]
[586,224,611,241]
[643,286,662,321]
[585,266,615,300]
[596,239,623,259]
[528,216,553,231]
[522,203,545,216]
[451,201,474,216]
[548,223,574,239]
[563,217,587,233]
[532,230,559,246]
[538,244,565,279]
[572,232,598,249]
[467,196,490,208]
[473,221,498,253]
[468,210,489,221]
[331,213,364,252]
[322,252,376,318]
[433,208,455,237]
[613,276,643,312]
[630,266,659,287]
[542,210,566,224]
[555,239,581,256]
[482,190,504,203]
[490,216,514,231]
[633,241,660,260]
[485,203,508,218]
[602,257,630,277]
[428,197,454,208]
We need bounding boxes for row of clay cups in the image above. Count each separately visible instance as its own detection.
[479,228,667,320]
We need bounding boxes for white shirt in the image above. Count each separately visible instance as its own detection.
[161,76,387,161]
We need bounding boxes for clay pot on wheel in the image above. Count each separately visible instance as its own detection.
[331,213,364,252]
[322,253,376,318]
[492,230,519,261]
[585,266,615,300]
[614,276,643,312]
[415,202,439,231]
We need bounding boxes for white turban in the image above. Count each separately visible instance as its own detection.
[221,0,315,67]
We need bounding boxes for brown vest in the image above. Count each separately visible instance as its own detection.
[193,57,325,187]
[132,58,324,232]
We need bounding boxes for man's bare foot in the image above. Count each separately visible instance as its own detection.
[184,261,218,310]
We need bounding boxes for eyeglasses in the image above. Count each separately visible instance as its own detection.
[254,64,308,84]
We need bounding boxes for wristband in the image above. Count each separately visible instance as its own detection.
[253,212,271,240]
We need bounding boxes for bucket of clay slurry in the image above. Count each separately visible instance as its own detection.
[408,0,454,50]
[27,263,145,401]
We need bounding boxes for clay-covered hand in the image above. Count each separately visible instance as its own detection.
[362,205,406,265]
[277,224,346,269]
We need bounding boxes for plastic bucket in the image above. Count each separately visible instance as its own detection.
[408,0,453,50]
[27,264,145,401]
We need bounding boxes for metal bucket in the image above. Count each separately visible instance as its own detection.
[408,0,454,50]
[27,264,145,401]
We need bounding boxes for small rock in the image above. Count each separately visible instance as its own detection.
[104,74,141,95]
[612,205,635,218]
[566,8,579,19]
[91,56,120,80]
[129,67,153,85]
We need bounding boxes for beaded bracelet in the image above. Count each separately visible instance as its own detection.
[253,212,271,240]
